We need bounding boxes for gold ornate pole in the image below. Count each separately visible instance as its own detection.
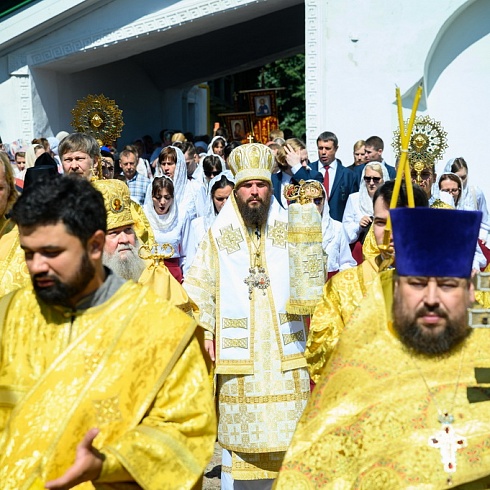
[380,85,422,252]
[395,87,415,208]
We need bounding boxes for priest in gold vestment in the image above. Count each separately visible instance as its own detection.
[0,175,216,489]
[275,207,490,489]
[185,144,311,489]
[93,178,196,315]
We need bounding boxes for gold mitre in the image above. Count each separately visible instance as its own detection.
[93,179,134,231]
[71,94,124,147]
[228,143,274,187]
[392,115,448,182]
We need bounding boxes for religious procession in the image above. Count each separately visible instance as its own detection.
[2,1,490,489]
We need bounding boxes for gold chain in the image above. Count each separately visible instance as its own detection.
[410,346,466,423]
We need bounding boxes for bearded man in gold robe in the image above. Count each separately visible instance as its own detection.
[274,206,490,489]
[93,178,195,315]
[0,175,216,489]
[185,144,311,489]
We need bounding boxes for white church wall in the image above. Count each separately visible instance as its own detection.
[305,0,467,166]
[30,68,62,138]
[428,38,490,201]
[424,0,490,202]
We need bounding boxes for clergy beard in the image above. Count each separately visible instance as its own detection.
[393,295,471,355]
[236,191,272,228]
[103,240,145,281]
[33,252,95,306]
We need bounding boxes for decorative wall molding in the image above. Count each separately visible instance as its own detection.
[30,36,100,66]
[22,0,259,68]
[18,74,34,141]
[305,0,327,160]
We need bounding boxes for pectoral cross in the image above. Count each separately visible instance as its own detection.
[244,267,270,300]
[428,422,467,485]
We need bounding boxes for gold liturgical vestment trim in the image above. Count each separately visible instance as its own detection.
[0,282,215,489]
[275,270,490,489]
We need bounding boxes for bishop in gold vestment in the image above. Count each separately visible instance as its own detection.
[185,144,310,487]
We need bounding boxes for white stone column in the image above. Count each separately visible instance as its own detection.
[7,55,33,142]
[305,0,328,161]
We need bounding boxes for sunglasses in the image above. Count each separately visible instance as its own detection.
[412,172,433,181]
[363,176,381,183]
[205,171,220,177]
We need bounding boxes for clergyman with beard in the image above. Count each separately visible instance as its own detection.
[0,175,216,488]
[274,206,490,489]
[94,178,146,282]
[93,178,196,313]
[185,143,311,489]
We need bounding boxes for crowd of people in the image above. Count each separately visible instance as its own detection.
[1,123,490,489]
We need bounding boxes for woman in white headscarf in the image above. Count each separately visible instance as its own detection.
[188,154,226,219]
[184,170,235,275]
[434,172,462,207]
[309,181,356,277]
[143,147,191,282]
[432,168,487,270]
[153,145,201,221]
[342,162,390,244]
[443,157,490,244]
[207,136,226,158]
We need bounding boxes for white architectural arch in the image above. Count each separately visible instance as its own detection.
[0,0,303,143]
[424,0,490,96]
[423,0,490,194]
